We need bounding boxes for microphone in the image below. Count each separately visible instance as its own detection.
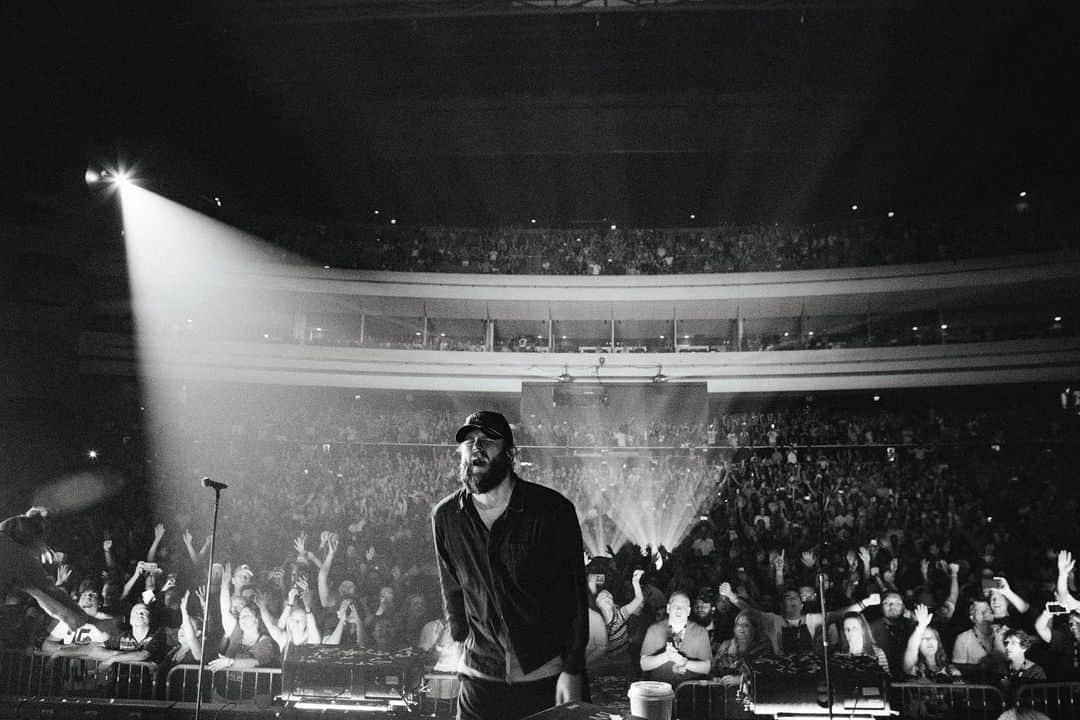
[201,477,228,491]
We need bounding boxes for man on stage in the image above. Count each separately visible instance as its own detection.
[433,411,588,720]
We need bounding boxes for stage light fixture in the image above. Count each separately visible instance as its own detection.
[84,168,101,184]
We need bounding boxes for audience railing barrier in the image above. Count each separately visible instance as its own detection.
[0,651,158,700]
[11,648,1080,720]
[165,664,281,707]
[0,650,51,698]
[1016,682,1080,720]
[891,682,1004,720]
[675,679,746,720]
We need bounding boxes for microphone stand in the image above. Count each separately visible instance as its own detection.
[815,466,835,720]
[195,481,225,720]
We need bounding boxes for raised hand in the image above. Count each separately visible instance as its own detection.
[181,590,191,615]
[801,550,816,568]
[160,575,177,593]
[858,547,871,566]
[182,529,193,545]
[1059,550,1075,577]
[195,586,208,610]
[914,603,932,627]
[103,533,113,552]
[632,569,645,586]
[948,562,960,575]
[293,532,308,556]
[863,593,881,607]
[154,523,166,541]
[56,564,72,586]
[998,576,1012,593]
[327,533,340,554]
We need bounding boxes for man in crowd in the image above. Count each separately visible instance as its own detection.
[40,587,117,660]
[433,411,588,720]
[870,591,915,678]
[951,597,1006,676]
[639,590,712,687]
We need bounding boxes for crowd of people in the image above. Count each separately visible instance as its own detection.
[234,211,1067,276]
[2,390,1079,718]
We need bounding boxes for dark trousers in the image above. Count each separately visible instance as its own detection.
[457,673,559,720]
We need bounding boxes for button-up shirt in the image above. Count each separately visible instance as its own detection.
[432,475,588,679]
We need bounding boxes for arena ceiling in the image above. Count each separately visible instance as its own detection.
[6,2,1076,252]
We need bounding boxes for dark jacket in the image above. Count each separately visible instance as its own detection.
[432,476,588,678]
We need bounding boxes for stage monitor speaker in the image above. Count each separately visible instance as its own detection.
[281,646,424,704]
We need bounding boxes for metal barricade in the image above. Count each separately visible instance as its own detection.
[0,650,51,697]
[891,682,1005,720]
[103,660,158,700]
[675,679,747,720]
[418,673,459,717]
[1016,682,1080,720]
[165,664,281,707]
[2,649,161,701]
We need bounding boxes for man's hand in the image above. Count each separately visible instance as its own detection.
[294,532,308,557]
[801,550,816,568]
[554,672,583,705]
[632,569,645,588]
[154,523,166,542]
[183,529,194,545]
[103,534,113,553]
[55,564,72,586]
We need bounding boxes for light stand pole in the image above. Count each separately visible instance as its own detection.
[195,477,226,720]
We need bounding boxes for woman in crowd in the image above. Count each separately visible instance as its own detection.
[166,590,204,665]
[834,611,890,673]
[712,608,773,686]
[903,603,962,681]
[323,597,365,646]
[257,587,321,658]
[594,568,645,662]
[208,602,278,671]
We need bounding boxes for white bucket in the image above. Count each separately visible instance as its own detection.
[627,680,675,720]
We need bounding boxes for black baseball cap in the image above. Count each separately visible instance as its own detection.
[455,411,515,446]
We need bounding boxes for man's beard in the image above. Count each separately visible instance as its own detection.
[693,610,714,626]
[460,449,511,494]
